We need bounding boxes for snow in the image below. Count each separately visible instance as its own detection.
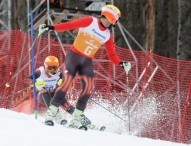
[0,108,189,146]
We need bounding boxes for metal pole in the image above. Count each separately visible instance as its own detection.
[177,0,182,142]
[26,0,31,76]
[30,10,38,119]
[47,0,51,52]
[118,22,139,92]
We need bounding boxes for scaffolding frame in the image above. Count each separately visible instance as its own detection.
[0,0,178,91]
[0,0,11,31]
[27,0,178,96]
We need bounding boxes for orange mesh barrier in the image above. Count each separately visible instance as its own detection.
[0,30,191,143]
[11,97,34,114]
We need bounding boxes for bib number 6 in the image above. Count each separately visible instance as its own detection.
[84,46,93,56]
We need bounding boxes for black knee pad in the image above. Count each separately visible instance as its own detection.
[76,94,90,111]
[51,90,67,107]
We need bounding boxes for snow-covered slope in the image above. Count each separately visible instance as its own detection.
[0,108,189,146]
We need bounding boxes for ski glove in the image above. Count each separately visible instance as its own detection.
[38,24,54,34]
[57,79,63,86]
[119,62,131,72]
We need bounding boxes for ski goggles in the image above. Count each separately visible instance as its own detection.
[47,66,58,70]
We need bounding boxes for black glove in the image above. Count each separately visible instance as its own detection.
[38,24,54,34]
[45,24,54,31]
[119,62,131,72]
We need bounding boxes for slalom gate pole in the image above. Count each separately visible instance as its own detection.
[30,10,38,119]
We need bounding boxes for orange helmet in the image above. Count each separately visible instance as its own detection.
[44,56,59,67]
[44,56,59,75]
[101,5,121,24]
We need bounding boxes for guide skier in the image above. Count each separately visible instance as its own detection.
[38,4,131,129]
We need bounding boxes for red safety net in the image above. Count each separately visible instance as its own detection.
[0,30,191,144]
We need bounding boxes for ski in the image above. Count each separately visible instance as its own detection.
[78,125,88,131]
[44,119,68,126]
[44,120,54,126]
[43,120,106,132]
[42,116,106,132]
[100,126,106,131]
[60,119,68,125]
[78,125,106,131]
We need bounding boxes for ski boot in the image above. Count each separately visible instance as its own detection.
[81,114,105,131]
[81,114,95,130]
[68,109,86,129]
[45,105,67,126]
[55,108,68,125]
[68,109,96,130]
[45,105,58,126]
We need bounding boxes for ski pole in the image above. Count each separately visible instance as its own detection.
[29,31,43,51]
[4,29,44,89]
[125,70,131,134]
[42,89,53,109]
[71,83,128,123]
[70,86,127,122]
[41,93,49,109]
[89,98,127,123]
[6,84,33,98]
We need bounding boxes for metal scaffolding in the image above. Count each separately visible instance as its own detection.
[27,0,176,94]
[0,0,11,31]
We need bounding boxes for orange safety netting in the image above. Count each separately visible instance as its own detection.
[0,30,191,144]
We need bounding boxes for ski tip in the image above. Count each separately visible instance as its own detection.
[45,120,54,126]
[60,119,68,125]
[100,126,106,131]
[79,125,88,131]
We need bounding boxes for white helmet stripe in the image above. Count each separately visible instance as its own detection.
[102,7,119,20]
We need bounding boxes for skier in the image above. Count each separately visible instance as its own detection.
[25,56,65,106]
[38,4,131,129]
[25,55,93,127]
[25,56,70,124]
